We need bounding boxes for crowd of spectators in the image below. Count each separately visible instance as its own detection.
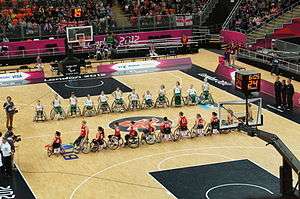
[0,0,115,40]
[230,0,298,32]
[118,0,208,27]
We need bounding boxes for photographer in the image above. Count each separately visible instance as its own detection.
[3,96,17,129]
[4,127,21,152]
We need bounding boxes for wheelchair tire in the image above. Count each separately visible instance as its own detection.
[82,141,90,154]
[90,142,99,152]
[172,129,181,141]
[128,137,139,149]
[108,138,119,150]
[47,147,53,157]
[145,134,156,145]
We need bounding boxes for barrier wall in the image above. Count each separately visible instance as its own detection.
[0,29,192,57]
[0,70,45,86]
[220,30,247,45]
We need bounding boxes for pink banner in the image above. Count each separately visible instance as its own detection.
[97,58,192,76]
[221,30,247,45]
[0,29,192,57]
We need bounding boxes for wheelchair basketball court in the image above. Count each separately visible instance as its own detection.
[1,49,300,199]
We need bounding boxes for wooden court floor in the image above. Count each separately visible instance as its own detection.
[0,49,300,199]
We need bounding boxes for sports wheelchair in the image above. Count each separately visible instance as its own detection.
[171,95,185,107]
[90,140,107,152]
[156,130,175,143]
[127,136,140,149]
[140,132,157,145]
[198,91,215,105]
[172,127,193,141]
[141,99,154,109]
[107,136,124,150]
[73,138,90,154]
[184,95,198,106]
[128,100,141,111]
[67,105,81,117]
[154,96,170,108]
[111,99,127,113]
[97,102,111,114]
[33,110,47,122]
[204,123,220,136]
[45,144,65,157]
[190,126,205,137]
[82,105,97,117]
[50,107,66,120]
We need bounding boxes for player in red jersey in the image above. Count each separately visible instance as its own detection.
[141,119,155,141]
[160,117,172,140]
[92,126,105,145]
[125,121,138,145]
[176,111,188,131]
[209,112,219,134]
[193,114,206,136]
[73,120,89,147]
[108,122,122,140]
[52,131,62,152]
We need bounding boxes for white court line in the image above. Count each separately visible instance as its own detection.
[14,164,39,199]
[205,183,274,199]
[157,153,234,170]
[69,145,270,199]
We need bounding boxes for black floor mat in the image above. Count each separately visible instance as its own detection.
[150,159,280,199]
[47,77,131,99]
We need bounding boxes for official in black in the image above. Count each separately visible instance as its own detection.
[3,96,16,129]
[286,79,294,110]
[274,76,282,108]
[281,79,287,108]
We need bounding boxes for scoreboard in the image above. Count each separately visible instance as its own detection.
[235,70,261,94]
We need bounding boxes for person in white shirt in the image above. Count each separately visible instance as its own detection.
[1,138,12,177]
[52,94,63,116]
[84,95,93,110]
[128,89,139,109]
[143,90,153,107]
[174,81,182,106]
[187,84,197,104]
[113,87,124,105]
[98,91,108,106]
[35,100,44,118]
[69,92,78,115]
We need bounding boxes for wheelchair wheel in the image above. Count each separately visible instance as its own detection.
[128,137,139,149]
[154,96,169,108]
[144,134,156,145]
[46,145,53,157]
[67,106,81,117]
[141,100,154,109]
[172,129,181,141]
[82,141,91,154]
[90,142,99,152]
[98,103,111,114]
[128,101,141,111]
[108,137,120,150]
[171,96,185,107]
[83,106,97,117]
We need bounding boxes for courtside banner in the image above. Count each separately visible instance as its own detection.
[0,71,44,87]
[97,58,192,76]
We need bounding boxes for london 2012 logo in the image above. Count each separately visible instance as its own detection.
[108,116,172,132]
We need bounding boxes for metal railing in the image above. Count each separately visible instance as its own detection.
[199,0,219,25]
[238,48,300,74]
[222,0,243,29]
[0,14,204,42]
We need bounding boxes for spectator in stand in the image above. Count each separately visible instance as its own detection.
[181,34,189,54]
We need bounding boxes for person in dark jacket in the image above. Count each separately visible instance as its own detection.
[281,79,287,108]
[274,76,282,108]
[286,78,294,110]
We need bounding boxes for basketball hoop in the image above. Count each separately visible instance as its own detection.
[78,36,86,48]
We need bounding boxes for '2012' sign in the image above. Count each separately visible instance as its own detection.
[118,35,140,45]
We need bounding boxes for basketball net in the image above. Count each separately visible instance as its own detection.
[78,36,86,48]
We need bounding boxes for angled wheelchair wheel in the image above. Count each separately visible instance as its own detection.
[90,142,99,152]
[45,145,53,157]
[50,109,56,120]
[82,141,91,154]
[144,134,156,145]
[128,137,139,149]
[172,129,181,141]
[128,101,141,111]
[108,137,120,150]
[98,103,111,114]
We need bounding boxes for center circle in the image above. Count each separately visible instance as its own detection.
[108,116,172,132]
